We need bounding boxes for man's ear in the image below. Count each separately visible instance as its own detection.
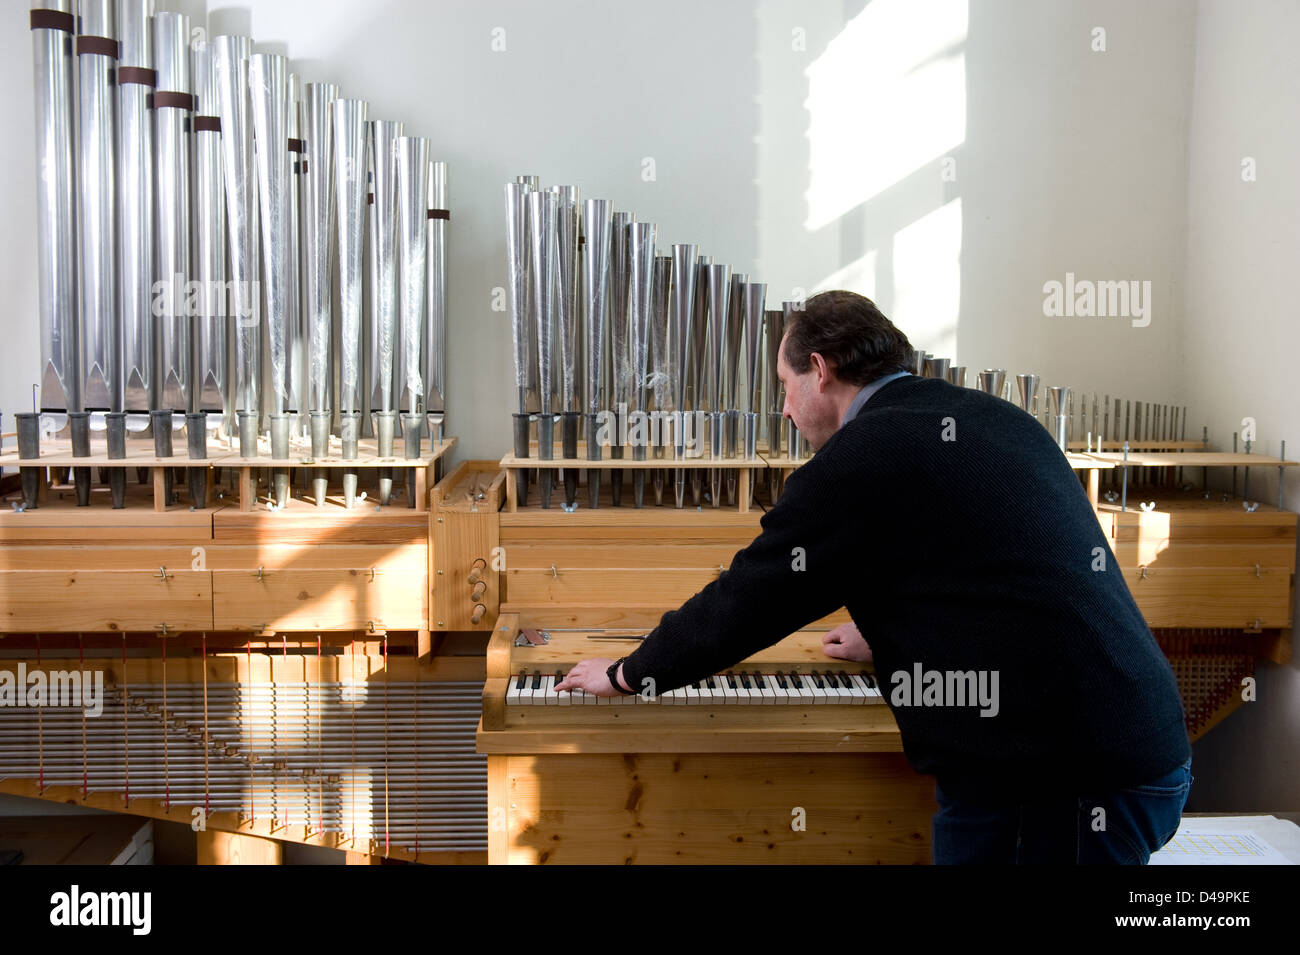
[811,352,832,393]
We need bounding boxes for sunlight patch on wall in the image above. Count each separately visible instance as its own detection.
[803,0,968,231]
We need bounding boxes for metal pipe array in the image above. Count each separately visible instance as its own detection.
[503,177,787,510]
[23,4,451,509]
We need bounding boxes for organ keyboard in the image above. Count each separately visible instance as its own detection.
[507,668,883,705]
[477,610,935,863]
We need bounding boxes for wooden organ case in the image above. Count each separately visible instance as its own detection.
[0,440,489,864]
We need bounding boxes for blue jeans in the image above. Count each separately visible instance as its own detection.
[932,757,1193,864]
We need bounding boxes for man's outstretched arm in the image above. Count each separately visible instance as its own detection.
[556,452,863,697]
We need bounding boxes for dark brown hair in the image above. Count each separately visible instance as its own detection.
[782,291,914,386]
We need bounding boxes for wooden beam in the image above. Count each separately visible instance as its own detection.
[196,829,283,865]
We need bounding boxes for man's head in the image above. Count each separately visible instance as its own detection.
[776,290,913,450]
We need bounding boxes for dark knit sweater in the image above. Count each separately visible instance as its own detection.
[620,375,1191,801]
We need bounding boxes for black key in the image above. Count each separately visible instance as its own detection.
[810,671,824,689]
[865,673,876,689]
[775,671,787,689]
[740,673,752,690]
[555,670,566,684]
[515,670,527,690]
[531,671,542,690]
[727,671,738,689]
[789,672,804,689]
[838,670,853,690]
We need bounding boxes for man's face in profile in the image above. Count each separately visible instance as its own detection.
[776,334,838,451]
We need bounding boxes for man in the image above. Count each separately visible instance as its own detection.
[556,290,1192,864]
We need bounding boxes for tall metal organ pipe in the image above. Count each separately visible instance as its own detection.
[31,0,80,422]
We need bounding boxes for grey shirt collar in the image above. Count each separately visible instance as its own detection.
[841,370,913,427]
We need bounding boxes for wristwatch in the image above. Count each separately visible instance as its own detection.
[607,657,637,695]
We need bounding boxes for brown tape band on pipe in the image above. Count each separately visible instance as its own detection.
[287,138,305,153]
[117,66,157,87]
[368,194,374,205]
[77,35,119,58]
[193,115,221,132]
[300,159,308,174]
[30,9,75,32]
[427,209,450,220]
[154,90,194,110]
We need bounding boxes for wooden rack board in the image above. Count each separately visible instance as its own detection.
[1085,451,1297,468]
[1,437,456,513]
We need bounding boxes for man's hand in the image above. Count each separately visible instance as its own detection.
[822,622,872,663]
[554,657,625,697]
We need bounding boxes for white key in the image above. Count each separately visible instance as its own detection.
[519,673,536,706]
[729,673,751,703]
[751,673,776,705]
[556,673,572,706]
[697,679,715,704]
[769,672,792,703]
[821,672,849,704]
[539,674,557,705]
[844,673,870,704]
[715,675,736,705]
[684,682,699,704]
[507,673,525,706]
[805,672,829,704]
[847,674,872,704]
[787,672,813,705]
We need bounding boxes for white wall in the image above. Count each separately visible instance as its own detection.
[1180,0,1300,812]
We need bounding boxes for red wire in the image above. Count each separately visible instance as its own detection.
[316,633,323,837]
[79,633,86,800]
[162,635,169,811]
[122,634,129,807]
[36,635,43,793]
[202,633,209,818]
[247,643,252,827]
[383,632,389,857]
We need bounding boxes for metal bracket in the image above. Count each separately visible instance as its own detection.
[155,566,171,581]
[1138,565,1149,580]
[550,564,559,579]
[255,565,265,582]
[1253,563,1263,578]
[515,628,550,647]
